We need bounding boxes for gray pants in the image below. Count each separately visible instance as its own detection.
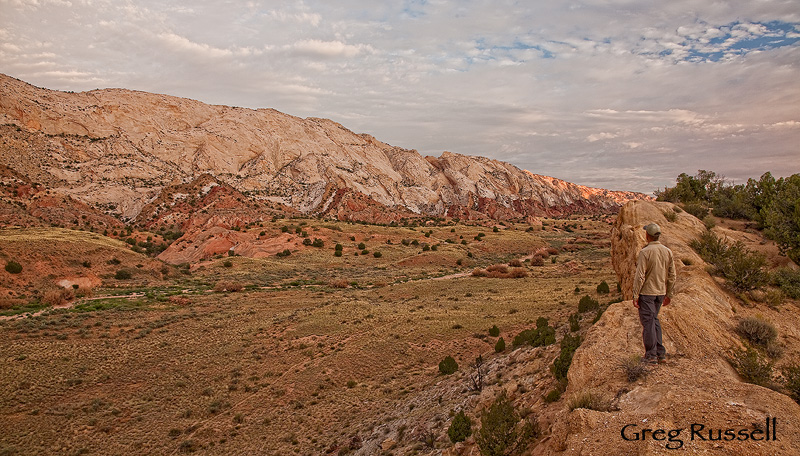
[638,295,666,359]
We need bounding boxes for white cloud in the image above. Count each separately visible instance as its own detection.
[289,39,371,59]
[0,0,797,193]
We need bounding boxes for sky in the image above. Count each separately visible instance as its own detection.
[1,0,799,194]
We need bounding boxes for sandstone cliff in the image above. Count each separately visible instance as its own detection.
[536,200,800,455]
[0,73,646,226]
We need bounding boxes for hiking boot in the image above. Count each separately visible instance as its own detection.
[643,357,658,365]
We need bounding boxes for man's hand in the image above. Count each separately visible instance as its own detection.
[663,296,671,307]
[633,298,639,309]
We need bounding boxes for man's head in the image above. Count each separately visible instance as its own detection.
[643,223,661,241]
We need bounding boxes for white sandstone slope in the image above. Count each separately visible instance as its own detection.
[0,73,646,223]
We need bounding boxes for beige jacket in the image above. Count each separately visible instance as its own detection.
[633,241,676,300]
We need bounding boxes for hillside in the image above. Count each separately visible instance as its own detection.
[0,73,645,229]
[534,200,800,455]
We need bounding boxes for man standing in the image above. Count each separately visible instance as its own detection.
[633,223,676,364]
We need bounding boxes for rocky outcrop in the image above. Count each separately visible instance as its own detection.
[0,74,647,225]
[535,200,800,455]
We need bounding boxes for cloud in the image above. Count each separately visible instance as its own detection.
[0,0,797,193]
[289,39,372,59]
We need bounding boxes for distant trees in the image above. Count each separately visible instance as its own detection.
[656,171,800,263]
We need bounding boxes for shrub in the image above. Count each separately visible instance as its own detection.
[223,260,233,268]
[439,356,458,375]
[508,268,528,278]
[276,249,291,257]
[487,264,508,274]
[302,238,312,246]
[335,243,343,251]
[568,313,580,332]
[662,210,677,222]
[578,295,599,313]
[512,319,555,348]
[114,269,132,280]
[43,288,74,306]
[722,245,768,291]
[357,242,366,250]
[702,215,716,229]
[682,202,708,219]
[448,410,472,443]
[728,346,773,387]
[690,232,768,291]
[619,355,649,382]
[543,389,561,403]
[494,337,506,353]
[783,365,800,404]
[334,250,343,257]
[475,390,538,456]
[489,325,500,337]
[736,317,777,347]
[329,279,349,289]
[530,255,544,267]
[551,334,581,382]
[596,280,610,294]
[373,251,382,258]
[5,261,22,274]
[312,238,324,248]
[214,281,244,292]
[472,268,488,277]
[508,259,523,267]
[568,391,612,412]
[773,268,800,299]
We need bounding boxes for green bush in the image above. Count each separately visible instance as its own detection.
[543,389,561,403]
[439,356,458,375]
[728,346,773,387]
[311,238,324,248]
[773,268,800,299]
[736,317,777,347]
[783,364,800,404]
[682,202,709,219]
[578,295,599,313]
[512,320,555,348]
[114,269,132,280]
[551,334,582,382]
[357,242,366,250]
[475,390,537,456]
[489,325,500,337]
[690,232,768,291]
[335,243,343,251]
[494,337,506,353]
[373,251,382,258]
[448,410,472,443]
[223,260,233,268]
[5,261,22,274]
[568,313,580,332]
[662,210,677,222]
[596,280,610,294]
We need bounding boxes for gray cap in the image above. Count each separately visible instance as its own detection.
[643,223,661,236]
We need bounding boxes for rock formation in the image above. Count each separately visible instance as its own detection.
[0,73,646,228]
[536,200,800,455]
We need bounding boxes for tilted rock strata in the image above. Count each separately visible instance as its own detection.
[0,73,647,225]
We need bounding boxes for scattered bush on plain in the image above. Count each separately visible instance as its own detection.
[439,356,458,375]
